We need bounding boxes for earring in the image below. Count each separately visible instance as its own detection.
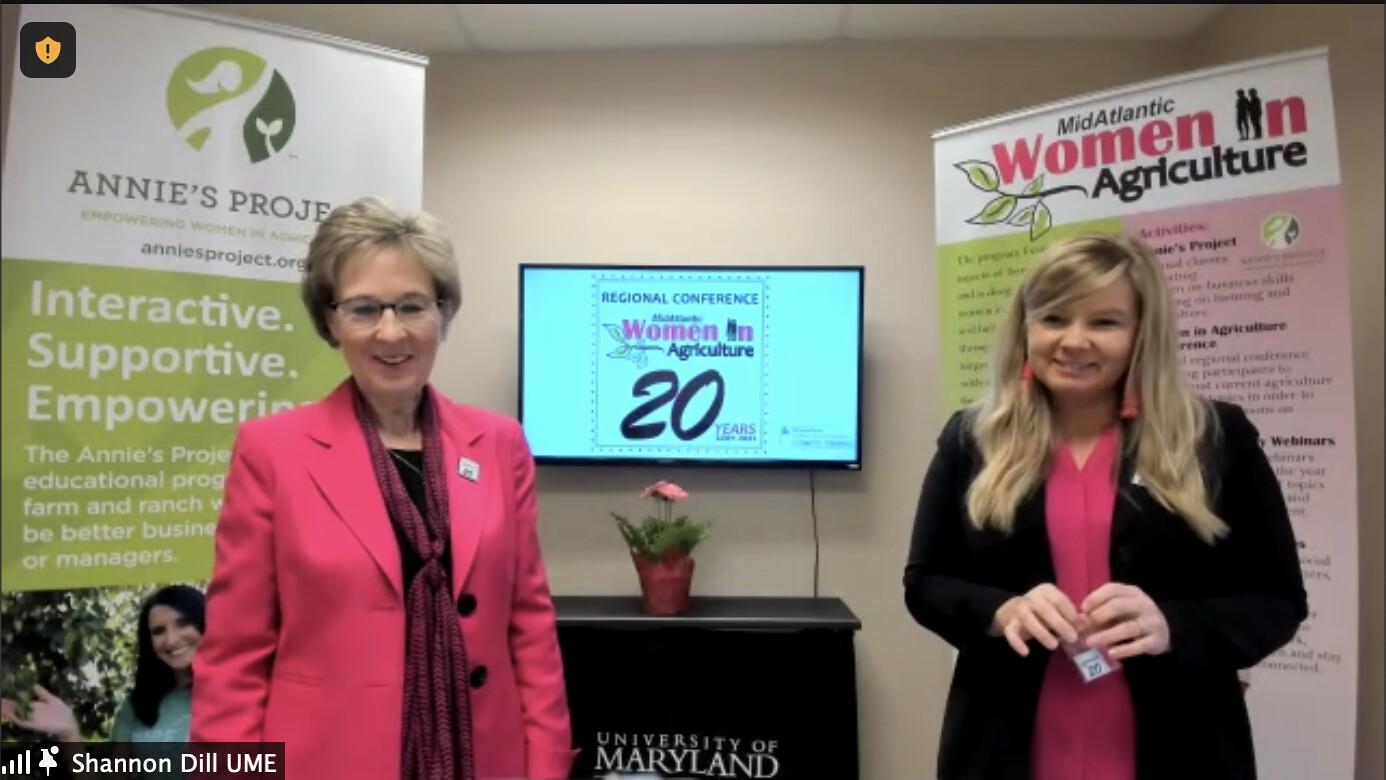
[1120,374,1141,419]
[1020,360,1033,393]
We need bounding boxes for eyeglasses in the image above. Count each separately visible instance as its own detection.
[329,295,441,329]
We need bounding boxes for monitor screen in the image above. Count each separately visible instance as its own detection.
[519,265,864,468]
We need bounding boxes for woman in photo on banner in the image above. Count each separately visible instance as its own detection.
[2,584,206,743]
[903,234,1307,779]
[190,197,577,780]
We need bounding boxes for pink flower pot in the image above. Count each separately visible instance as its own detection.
[633,553,695,616]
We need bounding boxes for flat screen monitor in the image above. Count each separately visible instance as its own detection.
[519,265,864,468]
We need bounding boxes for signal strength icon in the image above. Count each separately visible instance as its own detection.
[1,745,58,776]
[0,748,29,775]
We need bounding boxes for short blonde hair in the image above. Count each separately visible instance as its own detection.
[300,197,461,346]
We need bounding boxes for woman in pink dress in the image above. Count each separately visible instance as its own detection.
[904,234,1306,780]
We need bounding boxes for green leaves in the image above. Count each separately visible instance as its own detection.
[968,195,1017,225]
[1031,201,1053,240]
[955,161,1001,192]
[604,324,627,344]
[954,164,1066,241]
[611,512,712,559]
[1,587,154,743]
[603,324,651,367]
[1008,205,1037,226]
[1003,199,1054,240]
[612,513,644,550]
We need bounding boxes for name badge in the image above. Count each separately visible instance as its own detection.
[458,457,481,482]
[1065,623,1121,684]
[1071,647,1116,683]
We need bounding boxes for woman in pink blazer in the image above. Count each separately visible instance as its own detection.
[191,197,576,780]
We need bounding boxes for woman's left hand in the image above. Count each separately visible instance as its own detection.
[1082,583,1171,660]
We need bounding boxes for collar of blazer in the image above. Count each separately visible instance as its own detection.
[303,379,490,604]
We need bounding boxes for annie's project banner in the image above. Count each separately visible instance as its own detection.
[1,4,425,591]
[932,49,1357,780]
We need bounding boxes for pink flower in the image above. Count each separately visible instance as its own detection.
[642,481,688,502]
[658,483,689,501]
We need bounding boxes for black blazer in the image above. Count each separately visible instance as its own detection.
[904,400,1307,780]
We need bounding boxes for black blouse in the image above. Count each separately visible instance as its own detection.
[388,449,451,590]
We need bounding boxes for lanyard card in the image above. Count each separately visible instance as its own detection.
[1065,625,1121,684]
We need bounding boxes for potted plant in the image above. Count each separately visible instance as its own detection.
[611,481,712,616]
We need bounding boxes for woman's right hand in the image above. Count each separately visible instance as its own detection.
[992,584,1082,656]
[0,685,82,741]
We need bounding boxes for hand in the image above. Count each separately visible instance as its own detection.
[993,584,1081,656]
[0,685,82,741]
[1082,583,1171,660]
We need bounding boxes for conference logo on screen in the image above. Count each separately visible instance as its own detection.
[601,315,757,444]
[167,47,296,163]
[604,318,757,366]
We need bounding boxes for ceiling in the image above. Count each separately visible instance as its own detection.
[181,4,1230,57]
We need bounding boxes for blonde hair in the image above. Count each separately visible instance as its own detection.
[965,234,1227,543]
[301,197,462,347]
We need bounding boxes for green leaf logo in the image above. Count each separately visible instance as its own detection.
[968,195,1017,225]
[168,47,296,164]
[1030,201,1053,241]
[1261,213,1300,249]
[955,161,1001,193]
[952,160,1086,241]
[1008,205,1037,227]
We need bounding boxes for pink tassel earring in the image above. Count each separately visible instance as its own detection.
[1019,360,1034,393]
[1120,374,1141,419]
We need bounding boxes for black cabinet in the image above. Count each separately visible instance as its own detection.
[555,596,861,780]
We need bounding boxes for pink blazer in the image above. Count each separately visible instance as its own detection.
[191,381,576,779]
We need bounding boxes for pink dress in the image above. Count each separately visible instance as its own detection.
[1031,426,1138,780]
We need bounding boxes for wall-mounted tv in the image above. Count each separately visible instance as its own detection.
[519,265,864,468]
